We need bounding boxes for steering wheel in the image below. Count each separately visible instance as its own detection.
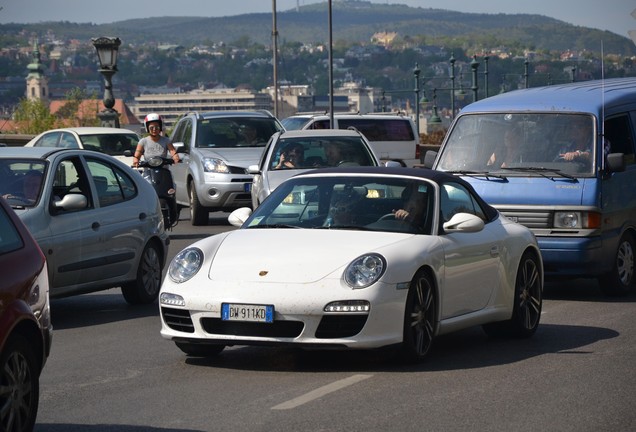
[378,213,396,221]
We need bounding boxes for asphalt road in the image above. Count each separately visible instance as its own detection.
[35,211,636,432]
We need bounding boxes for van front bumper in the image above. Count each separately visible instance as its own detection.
[538,236,611,278]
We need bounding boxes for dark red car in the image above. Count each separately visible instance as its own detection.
[0,196,52,431]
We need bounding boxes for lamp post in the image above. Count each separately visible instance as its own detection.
[92,36,121,128]
[413,63,421,139]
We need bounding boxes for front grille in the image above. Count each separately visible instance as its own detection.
[315,315,368,339]
[201,318,304,338]
[498,209,552,229]
[161,307,195,333]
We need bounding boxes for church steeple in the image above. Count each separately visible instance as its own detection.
[26,38,49,103]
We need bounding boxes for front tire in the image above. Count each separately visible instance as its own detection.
[483,251,542,338]
[189,181,208,226]
[121,242,162,305]
[400,270,436,362]
[599,231,635,296]
[0,335,40,432]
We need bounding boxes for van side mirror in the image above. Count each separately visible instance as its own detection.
[423,150,438,168]
[606,153,625,173]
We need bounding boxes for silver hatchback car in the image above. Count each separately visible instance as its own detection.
[0,147,170,304]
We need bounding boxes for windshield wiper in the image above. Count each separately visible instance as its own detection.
[500,167,576,180]
[247,224,300,229]
[318,224,373,231]
[446,170,507,180]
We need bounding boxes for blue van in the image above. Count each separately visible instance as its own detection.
[425,78,636,295]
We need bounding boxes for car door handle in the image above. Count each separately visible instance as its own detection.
[490,246,499,257]
[91,222,100,230]
[139,212,147,220]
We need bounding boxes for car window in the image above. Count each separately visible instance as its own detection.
[59,132,80,149]
[0,205,23,254]
[86,158,137,207]
[605,114,635,165]
[52,157,94,211]
[270,136,376,169]
[281,117,311,130]
[33,132,62,148]
[196,117,281,148]
[248,176,434,234]
[338,119,415,141]
[440,182,486,224]
[182,120,193,150]
[79,133,140,156]
[0,161,46,207]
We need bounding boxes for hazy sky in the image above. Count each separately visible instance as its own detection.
[1,0,635,39]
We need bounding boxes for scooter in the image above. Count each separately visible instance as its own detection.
[136,156,179,230]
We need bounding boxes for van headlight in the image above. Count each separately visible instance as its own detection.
[554,211,601,229]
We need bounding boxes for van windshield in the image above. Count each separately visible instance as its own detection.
[437,113,596,177]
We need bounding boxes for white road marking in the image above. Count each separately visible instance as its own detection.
[271,374,373,410]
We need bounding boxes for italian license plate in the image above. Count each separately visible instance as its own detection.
[244,183,252,192]
[222,303,274,323]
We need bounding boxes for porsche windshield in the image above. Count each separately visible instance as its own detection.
[245,175,436,235]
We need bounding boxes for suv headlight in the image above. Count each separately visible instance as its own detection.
[203,158,230,173]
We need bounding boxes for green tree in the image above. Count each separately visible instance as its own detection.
[13,98,56,134]
[55,87,99,126]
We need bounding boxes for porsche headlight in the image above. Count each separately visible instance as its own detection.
[344,253,386,288]
[203,157,230,173]
[168,247,204,283]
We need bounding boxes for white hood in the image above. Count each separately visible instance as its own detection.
[208,229,407,283]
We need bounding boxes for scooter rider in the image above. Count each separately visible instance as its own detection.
[132,113,180,167]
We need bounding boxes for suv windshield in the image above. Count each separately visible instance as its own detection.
[437,113,595,177]
[196,117,282,148]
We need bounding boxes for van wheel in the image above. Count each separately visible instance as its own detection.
[189,181,208,226]
[599,231,635,296]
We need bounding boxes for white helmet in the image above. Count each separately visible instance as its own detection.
[144,113,163,132]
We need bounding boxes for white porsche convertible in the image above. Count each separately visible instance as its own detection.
[159,167,543,362]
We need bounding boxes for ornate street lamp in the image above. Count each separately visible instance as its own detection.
[92,36,121,128]
[413,63,421,138]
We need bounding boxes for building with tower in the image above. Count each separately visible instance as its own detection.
[25,39,49,103]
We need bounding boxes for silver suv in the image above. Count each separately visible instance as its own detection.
[170,111,284,225]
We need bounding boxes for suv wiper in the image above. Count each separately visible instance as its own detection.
[446,170,507,180]
[501,167,576,180]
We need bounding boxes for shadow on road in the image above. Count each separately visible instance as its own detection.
[180,322,619,373]
[36,424,203,432]
[50,292,159,330]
